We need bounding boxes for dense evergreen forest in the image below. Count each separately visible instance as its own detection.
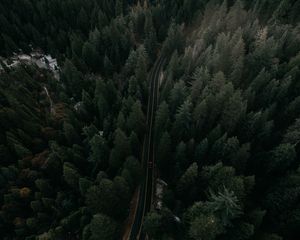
[0,0,300,239]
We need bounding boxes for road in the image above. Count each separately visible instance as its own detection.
[128,56,164,240]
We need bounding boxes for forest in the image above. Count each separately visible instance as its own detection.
[0,0,300,239]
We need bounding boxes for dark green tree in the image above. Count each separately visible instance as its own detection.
[127,100,146,137]
[63,162,80,189]
[172,99,192,141]
[82,41,101,72]
[157,132,172,178]
[143,211,163,239]
[63,121,81,145]
[109,128,131,170]
[85,178,117,216]
[154,101,170,141]
[89,214,118,240]
[62,59,84,98]
[89,134,109,171]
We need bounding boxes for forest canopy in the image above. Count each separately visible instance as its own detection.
[0,0,300,240]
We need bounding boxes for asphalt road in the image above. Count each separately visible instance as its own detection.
[128,56,164,240]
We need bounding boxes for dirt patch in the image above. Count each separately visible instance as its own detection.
[122,187,140,240]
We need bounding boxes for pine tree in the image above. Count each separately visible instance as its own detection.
[79,178,92,196]
[13,142,31,159]
[162,21,185,56]
[267,143,296,174]
[89,134,109,170]
[89,214,118,240]
[157,132,172,178]
[63,162,80,189]
[82,90,94,113]
[82,41,101,72]
[124,49,137,76]
[85,178,117,216]
[77,8,89,34]
[190,67,210,103]
[109,128,130,170]
[144,11,157,61]
[103,55,114,75]
[71,33,84,57]
[272,0,291,20]
[169,80,187,113]
[115,0,123,16]
[63,121,80,145]
[129,131,140,157]
[123,156,142,188]
[35,179,53,196]
[154,101,170,141]
[116,111,126,131]
[283,118,300,145]
[194,138,209,165]
[83,124,98,142]
[229,33,245,85]
[206,187,242,226]
[221,90,246,133]
[167,51,180,79]
[177,162,198,199]
[127,100,146,137]
[113,176,130,217]
[128,76,139,97]
[62,59,83,98]
[200,163,255,200]
[175,141,187,170]
[172,99,192,141]
[98,9,109,29]
[135,46,148,84]
[209,133,228,162]
[143,211,163,239]
[189,213,222,240]
[193,100,207,139]
[94,79,108,127]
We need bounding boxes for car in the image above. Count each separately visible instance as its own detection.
[148,161,153,168]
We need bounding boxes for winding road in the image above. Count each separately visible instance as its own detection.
[128,56,164,240]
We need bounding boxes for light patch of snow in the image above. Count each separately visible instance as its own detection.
[74,101,83,111]
[155,178,168,210]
